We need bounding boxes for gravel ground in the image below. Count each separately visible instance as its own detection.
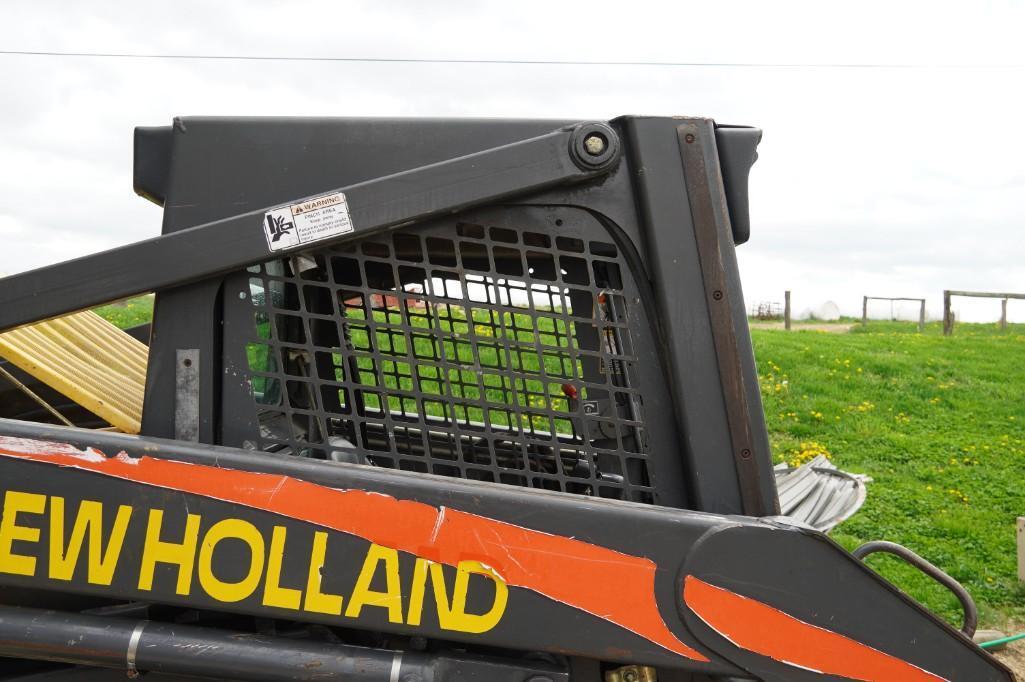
[994,641,1025,680]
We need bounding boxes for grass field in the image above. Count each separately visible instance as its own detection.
[93,298,1025,629]
[250,305,583,436]
[94,296,153,330]
[754,320,1025,628]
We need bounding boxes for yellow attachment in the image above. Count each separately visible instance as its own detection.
[0,311,147,433]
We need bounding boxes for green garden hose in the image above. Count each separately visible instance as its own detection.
[980,632,1025,649]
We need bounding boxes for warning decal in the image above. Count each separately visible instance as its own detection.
[263,191,354,251]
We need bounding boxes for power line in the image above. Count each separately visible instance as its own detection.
[0,49,1022,69]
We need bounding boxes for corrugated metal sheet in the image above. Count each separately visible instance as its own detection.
[0,311,147,433]
[774,456,870,532]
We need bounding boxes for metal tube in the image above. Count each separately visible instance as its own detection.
[852,540,978,637]
[0,605,393,680]
[0,364,75,427]
[0,605,564,681]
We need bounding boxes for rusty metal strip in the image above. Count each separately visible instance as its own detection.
[677,123,770,516]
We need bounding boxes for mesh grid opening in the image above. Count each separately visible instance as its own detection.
[240,219,654,502]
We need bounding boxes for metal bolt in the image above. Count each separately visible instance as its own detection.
[741,448,752,459]
[583,134,607,156]
[684,133,696,143]
[712,290,724,301]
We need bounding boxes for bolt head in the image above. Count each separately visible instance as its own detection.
[583,134,607,156]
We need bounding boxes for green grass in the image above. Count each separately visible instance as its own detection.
[246,306,582,434]
[753,320,1025,628]
[749,315,862,324]
[93,296,154,329]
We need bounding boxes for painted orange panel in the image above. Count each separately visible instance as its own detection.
[683,576,946,681]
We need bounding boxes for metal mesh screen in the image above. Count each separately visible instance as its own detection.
[239,217,655,502]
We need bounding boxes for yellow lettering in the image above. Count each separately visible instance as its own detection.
[197,518,264,602]
[431,561,508,634]
[49,497,131,585]
[405,557,431,626]
[262,526,301,610]
[138,509,200,595]
[344,544,403,623]
[304,531,343,615]
[0,491,46,576]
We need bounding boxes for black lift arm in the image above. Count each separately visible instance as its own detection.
[0,122,619,333]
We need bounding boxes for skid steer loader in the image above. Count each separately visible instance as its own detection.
[0,116,1012,681]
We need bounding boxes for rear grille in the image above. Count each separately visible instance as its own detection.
[235,210,658,502]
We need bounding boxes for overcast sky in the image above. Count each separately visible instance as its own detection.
[1,0,1023,322]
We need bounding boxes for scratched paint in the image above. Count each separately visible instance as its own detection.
[683,576,947,681]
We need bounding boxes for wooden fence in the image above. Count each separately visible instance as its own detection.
[862,296,926,332]
[943,290,1025,336]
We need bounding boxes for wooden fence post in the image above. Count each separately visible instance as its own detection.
[919,299,926,333]
[1001,299,1008,331]
[943,290,953,336]
[1018,518,1025,583]
[862,296,868,327]
[784,290,791,331]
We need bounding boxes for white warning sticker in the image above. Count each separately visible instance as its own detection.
[263,191,354,252]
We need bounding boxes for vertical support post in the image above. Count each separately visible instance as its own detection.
[1001,299,1008,331]
[862,296,868,327]
[919,299,926,333]
[943,290,953,336]
[1018,517,1025,583]
[784,290,791,331]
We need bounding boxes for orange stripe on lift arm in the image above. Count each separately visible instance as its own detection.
[0,436,708,662]
[683,576,947,681]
